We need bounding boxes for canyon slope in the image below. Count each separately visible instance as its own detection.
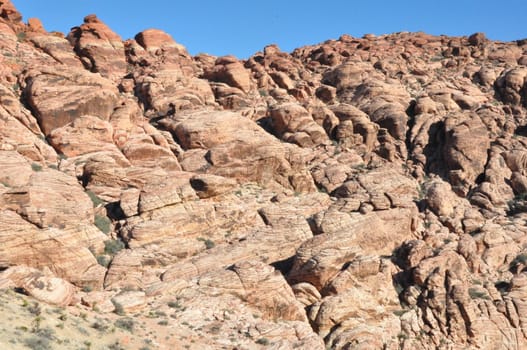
[1,1,527,349]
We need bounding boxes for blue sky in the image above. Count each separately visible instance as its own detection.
[11,1,527,58]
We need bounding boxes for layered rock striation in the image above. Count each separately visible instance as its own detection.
[1,0,527,348]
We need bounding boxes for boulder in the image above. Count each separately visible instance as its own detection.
[23,66,120,135]
[67,14,127,79]
[203,55,253,93]
[0,266,77,306]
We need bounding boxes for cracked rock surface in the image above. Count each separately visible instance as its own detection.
[1,1,527,348]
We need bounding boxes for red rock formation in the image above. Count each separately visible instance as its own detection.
[1,1,527,348]
[67,15,127,79]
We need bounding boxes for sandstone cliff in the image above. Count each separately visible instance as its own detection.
[1,1,527,349]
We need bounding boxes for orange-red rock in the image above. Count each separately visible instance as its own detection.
[1,2,527,348]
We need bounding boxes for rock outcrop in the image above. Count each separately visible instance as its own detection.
[2,1,527,348]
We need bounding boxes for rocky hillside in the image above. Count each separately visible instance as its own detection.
[1,1,527,348]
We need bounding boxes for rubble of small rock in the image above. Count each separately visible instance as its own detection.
[1,1,527,348]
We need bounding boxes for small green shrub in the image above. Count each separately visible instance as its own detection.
[147,310,165,318]
[397,332,409,340]
[86,190,105,207]
[91,321,109,333]
[94,215,111,234]
[31,163,43,172]
[204,239,215,249]
[114,317,134,332]
[108,341,125,350]
[316,185,328,194]
[393,309,408,317]
[104,239,125,255]
[96,255,110,268]
[24,336,51,350]
[28,302,41,316]
[16,32,27,42]
[468,288,489,300]
[197,237,215,249]
[256,338,270,345]
[167,301,182,309]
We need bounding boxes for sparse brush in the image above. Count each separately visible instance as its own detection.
[91,320,110,333]
[256,338,270,345]
[86,190,105,207]
[24,336,51,350]
[96,255,111,268]
[197,237,215,249]
[468,288,489,300]
[94,215,112,234]
[31,163,43,172]
[114,317,134,332]
[104,239,125,255]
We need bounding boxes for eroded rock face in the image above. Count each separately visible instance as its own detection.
[269,102,329,147]
[162,110,317,192]
[0,266,77,306]
[200,260,307,322]
[3,167,94,228]
[443,112,490,194]
[203,55,253,93]
[0,209,106,288]
[2,2,527,348]
[23,66,120,135]
[134,69,215,114]
[67,14,127,79]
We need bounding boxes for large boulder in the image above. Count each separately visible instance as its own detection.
[203,55,253,93]
[443,113,490,194]
[162,110,317,192]
[2,167,94,228]
[135,69,215,114]
[0,209,106,288]
[23,66,120,135]
[0,266,77,306]
[67,14,127,79]
[269,102,329,147]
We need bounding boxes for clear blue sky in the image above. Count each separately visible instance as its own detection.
[11,1,527,58]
